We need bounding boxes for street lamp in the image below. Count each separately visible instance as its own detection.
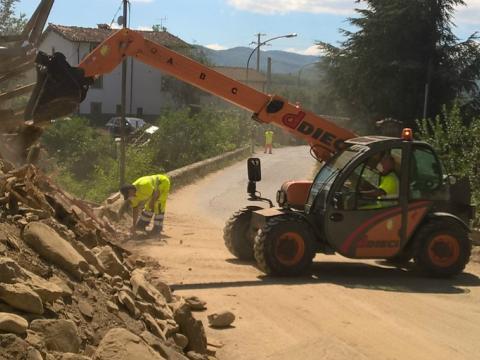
[245,33,297,155]
[245,33,297,84]
[297,61,321,86]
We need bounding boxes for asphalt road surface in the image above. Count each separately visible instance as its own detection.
[131,146,480,360]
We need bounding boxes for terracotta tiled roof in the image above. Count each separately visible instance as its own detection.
[45,24,190,49]
[213,66,267,83]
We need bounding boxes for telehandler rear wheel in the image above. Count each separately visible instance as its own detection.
[223,206,262,260]
[413,219,471,277]
[254,215,315,276]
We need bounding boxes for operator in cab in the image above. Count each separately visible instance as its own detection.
[362,152,399,207]
[120,174,171,237]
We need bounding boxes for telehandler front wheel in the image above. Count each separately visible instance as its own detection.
[254,215,315,276]
[413,219,471,277]
[223,206,262,260]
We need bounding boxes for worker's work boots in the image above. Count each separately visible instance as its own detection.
[150,225,163,237]
[135,218,150,231]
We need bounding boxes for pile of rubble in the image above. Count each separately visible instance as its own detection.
[0,159,221,360]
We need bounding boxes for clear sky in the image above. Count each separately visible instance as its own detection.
[15,0,480,55]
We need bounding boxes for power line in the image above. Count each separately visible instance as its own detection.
[109,0,124,28]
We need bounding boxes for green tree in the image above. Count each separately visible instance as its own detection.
[149,107,249,170]
[160,46,213,109]
[417,103,480,207]
[318,0,480,128]
[41,117,115,179]
[0,0,26,35]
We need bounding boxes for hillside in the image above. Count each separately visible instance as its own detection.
[194,45,319,74]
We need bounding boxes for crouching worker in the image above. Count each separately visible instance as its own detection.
[120,174,170,236]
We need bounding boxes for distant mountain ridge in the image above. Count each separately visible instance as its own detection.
[194,45,319,74]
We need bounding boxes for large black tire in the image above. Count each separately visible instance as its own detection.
[253,215,315,276]
[223,206,262,260]
[413,219,471,277]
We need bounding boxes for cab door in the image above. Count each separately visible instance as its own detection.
[324,147,409,258]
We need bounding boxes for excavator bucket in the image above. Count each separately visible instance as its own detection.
[25,51,92,122]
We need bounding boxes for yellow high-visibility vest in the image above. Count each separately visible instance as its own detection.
[130,174,170,208]
[265,130,274,144]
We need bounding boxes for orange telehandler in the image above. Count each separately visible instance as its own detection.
[25,28,473,278]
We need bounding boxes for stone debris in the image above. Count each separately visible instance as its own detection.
[78,300,94,320]
[207,311,235,328]
[23,221,89,279]
[0,161,219,359]
[0,312,28,335]
[30,319,80,353]
[0,282,44,314]
[96,246,129,279]
[185,296,207,311]
[93,328,165,360]
[174,304,208,354]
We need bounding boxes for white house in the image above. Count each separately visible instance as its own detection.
[40,24,191,121]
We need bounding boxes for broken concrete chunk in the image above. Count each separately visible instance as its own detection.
[207,311,235,328]
[142,313,165,340]
[130,270,171,317]
[174,304,207,354]
[106,300,119,313]
[149,278,173,303]
[93,328,165,360]
[185,296,207,311]
[72,241,106,274]
[96,246,129,279]
[30,319,80,353]
[117,290,137,318]
[78,299,94,319]
[0,283,44,314]
[0,333,38,360]
[22,222,89,279]
[0,257,64,304]
[173,333,189,349]
[0,312,29,335]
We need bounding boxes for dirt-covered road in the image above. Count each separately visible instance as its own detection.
[133,146,480,360]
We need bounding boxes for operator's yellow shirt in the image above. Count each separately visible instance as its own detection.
[378,172,399,199]
[265,130,274,145]
[130,174,170,211]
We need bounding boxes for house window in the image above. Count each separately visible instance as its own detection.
[116,104,122,115]
[137,107,143,117]
[91,75,103,89]
[90,102,102,115]
[89,42,100,52]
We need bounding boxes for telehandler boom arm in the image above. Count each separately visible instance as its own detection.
[28,28,356,161]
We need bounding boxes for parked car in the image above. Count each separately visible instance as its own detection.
[105,117,146,135]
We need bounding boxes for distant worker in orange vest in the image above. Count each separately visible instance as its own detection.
[264,129,274,154]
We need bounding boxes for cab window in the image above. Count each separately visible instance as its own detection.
[409,147,442,199]
[335,148,402,210]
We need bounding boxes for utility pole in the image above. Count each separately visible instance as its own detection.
[266,57,272,92]
[254,33,266,72]
[119,0,128,187]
